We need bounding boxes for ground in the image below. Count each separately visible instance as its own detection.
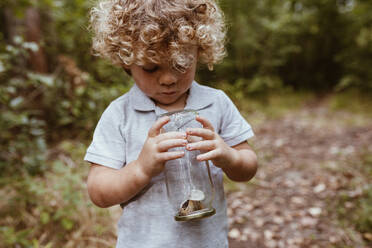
[99,94,372,248]
[226,97,372,248]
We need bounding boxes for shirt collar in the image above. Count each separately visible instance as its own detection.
[130,81,214,112]
[185,81,214,110]
[130,83,156,111]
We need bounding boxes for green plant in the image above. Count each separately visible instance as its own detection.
[0,141,116,247]
[333,152,372,246]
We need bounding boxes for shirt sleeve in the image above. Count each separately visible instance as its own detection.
[84,102,126,169]
[217,91,254,147]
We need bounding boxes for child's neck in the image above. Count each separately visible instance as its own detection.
[156,100,185,112]
[155,91,189,112]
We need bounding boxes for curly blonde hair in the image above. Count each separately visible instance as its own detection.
[90,0,227,72]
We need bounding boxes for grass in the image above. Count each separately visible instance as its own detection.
[236,90,314,126]
[223,175,242,192]
[332,150,372,245]
[215,81,315,125]
[328,90,372,118]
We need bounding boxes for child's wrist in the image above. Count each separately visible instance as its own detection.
[135,160,154,183]
[219,147,241,171]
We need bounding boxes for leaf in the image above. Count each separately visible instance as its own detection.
[22,42,39,52]
[228,228,241,239]
[0,60,5,73]
[31,128,44,136]
[41,212,50,224]
[61,218,74,231]
[10,96,24,108]
[363,233,372,241]
[28,73,55,87]
[313,183,326,193]
[308,207,322,217]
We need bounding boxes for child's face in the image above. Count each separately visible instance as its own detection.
[128,48,197,110]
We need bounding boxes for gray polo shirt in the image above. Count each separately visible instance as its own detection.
[84,81,254,248]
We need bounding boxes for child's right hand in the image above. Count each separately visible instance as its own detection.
[136,116,187,179]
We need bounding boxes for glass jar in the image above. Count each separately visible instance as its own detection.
[160,110,215,221]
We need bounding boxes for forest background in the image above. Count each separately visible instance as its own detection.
[0,0,371,247]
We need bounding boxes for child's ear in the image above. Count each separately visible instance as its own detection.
[122,65,132,76]
[124,68,132,76]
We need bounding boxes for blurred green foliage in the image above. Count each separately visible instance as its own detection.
[0,0,131,176]
[0,141,115,247]
[0,1,126,246]
[199,0,372,93]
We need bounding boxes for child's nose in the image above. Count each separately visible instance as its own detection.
[159,70,177,86]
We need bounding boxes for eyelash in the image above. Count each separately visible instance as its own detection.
[143,66,159,73]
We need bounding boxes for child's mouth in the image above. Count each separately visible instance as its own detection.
[162,91,177,96]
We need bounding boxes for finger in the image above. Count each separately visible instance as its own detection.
[156,131,187,142]
[187,135,202,143]
[158,139,188,152]
[148,116,170,137]
[195,116,214,131]
[186,127,215,140]
[186,140,216,152]
[196,149,220,161]
[157,150,185,161]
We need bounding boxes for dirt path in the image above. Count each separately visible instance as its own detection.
[227,103,372,248]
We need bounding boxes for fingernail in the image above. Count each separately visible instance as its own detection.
[186,144,192,150]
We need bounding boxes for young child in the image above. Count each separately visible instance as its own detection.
[84,0,258,247]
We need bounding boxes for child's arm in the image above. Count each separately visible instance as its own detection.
[186,116,257,182]
[87,116,187,208]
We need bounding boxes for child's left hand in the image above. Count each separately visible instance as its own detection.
[185,116,237,169]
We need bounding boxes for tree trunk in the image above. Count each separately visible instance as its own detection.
[3,8,20,42]
[25,7,48,73]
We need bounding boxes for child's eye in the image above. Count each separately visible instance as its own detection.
[142,65,159,73]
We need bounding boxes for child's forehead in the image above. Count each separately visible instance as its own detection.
[134,45,198,65]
